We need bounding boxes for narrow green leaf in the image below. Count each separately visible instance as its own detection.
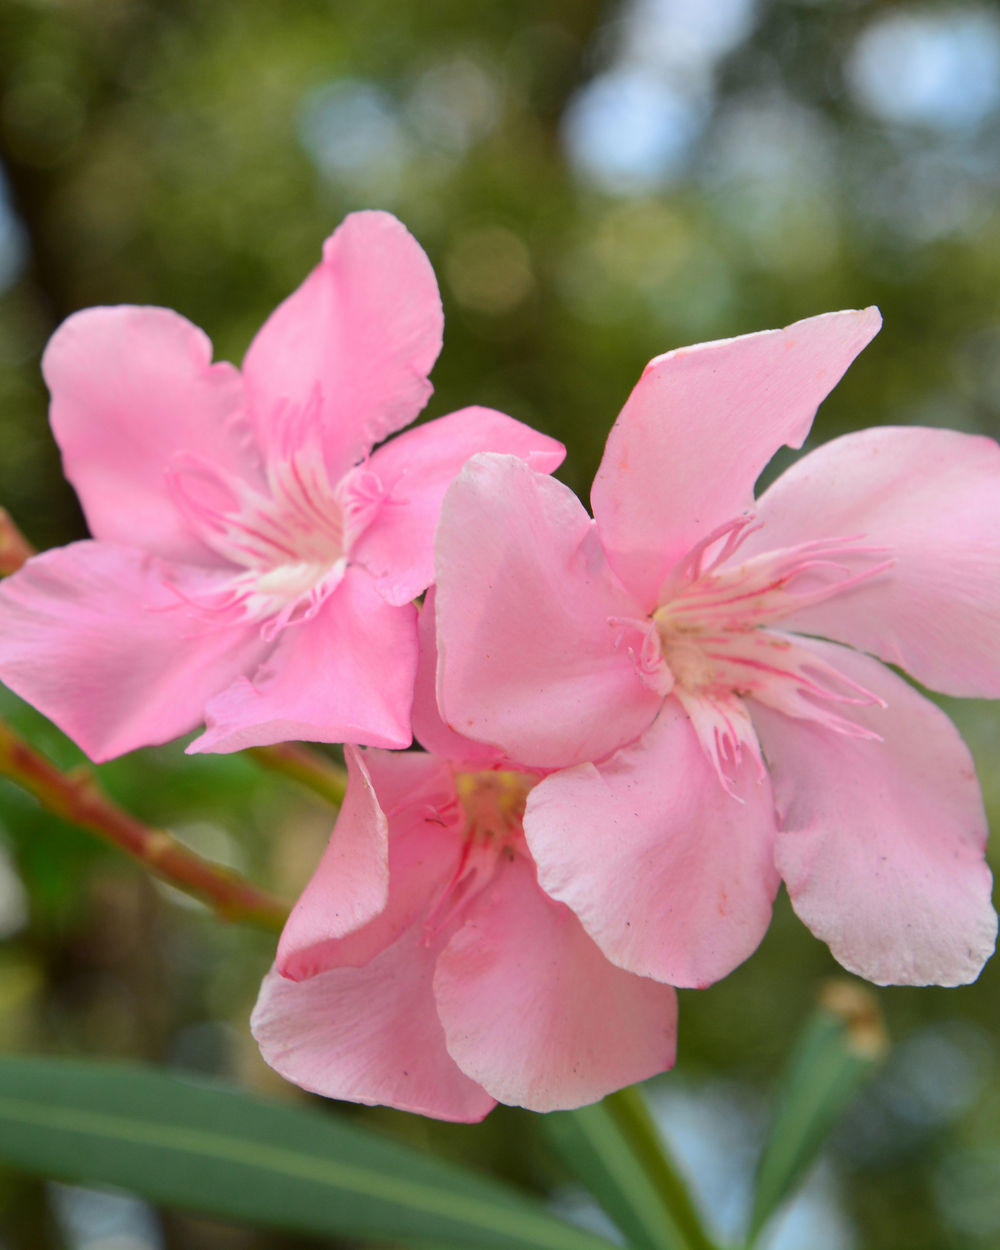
[0,1057,616,1250]
[747,982,887,1246]
[543,1088,718,1250]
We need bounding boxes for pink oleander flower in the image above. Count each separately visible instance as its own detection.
[434,308,1000,990]
[0,211,562,760]
[252,674,678,1119]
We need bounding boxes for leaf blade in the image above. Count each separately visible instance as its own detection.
[0,1057,615,1250]
[747,984,887,1246]
[543,1090,717,1250]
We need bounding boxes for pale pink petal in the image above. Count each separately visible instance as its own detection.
[253,929,496,1122]
[243,212,443,479]
[746,426,1000,697]
[435,454,661,769]
[752,639,997,986]
[259,760,492,1121]
[362,739,461,819]
[43,306,255,565]
[411,591,506,767]
[524,700,779,989]
[434,853,677,1111]
[277,757,462,980]
[355,406,565,605]
[190,566,417,753]
[276,748,389,978]
[591,309,882,608]
[0,542,268,762]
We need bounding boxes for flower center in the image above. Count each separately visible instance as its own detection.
[165,397,383,638]
[454,769,533,852]
[649,516,892,699]
[420,768,535,945]
[623,516,893,791]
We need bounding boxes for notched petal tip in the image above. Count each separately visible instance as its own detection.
[593,305,883,606]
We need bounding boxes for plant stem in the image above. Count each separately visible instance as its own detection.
[0,719,289,931]
[247,743,348,807]
[604,1086,717,1250]
[0,508,34,574]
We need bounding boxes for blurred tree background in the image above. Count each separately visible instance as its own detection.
[1,1,999,1247]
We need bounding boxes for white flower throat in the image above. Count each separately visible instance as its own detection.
[165,399,383,639]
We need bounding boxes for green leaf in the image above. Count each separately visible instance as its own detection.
[0,1057,616,1250]
[542,1087,718,1250]
[747,982,888,1247]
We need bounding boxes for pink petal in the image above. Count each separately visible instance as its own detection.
[524,700,779,989]
[259,762,494,1121]
[746,425,1000,697]
[355,406,565,605]
[591,308,882,609]
[277,753,461,980]
[276,748,389,980]
[253,928,496,1122]
[411,590,506,767]
[43,307,255,565]
[0,542,268,762]
[435,454,661,769]
[752,639,997,986]
[190,566,417,753]
[362,740,462,819]
[433,853,677,1111]
[243,211,443,480]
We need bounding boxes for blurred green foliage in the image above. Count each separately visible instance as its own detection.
[1,1,1000,1248]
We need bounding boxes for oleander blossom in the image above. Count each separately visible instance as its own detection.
[434,307,1000,990]
[252,737,678,1121]
[0,211,563,760]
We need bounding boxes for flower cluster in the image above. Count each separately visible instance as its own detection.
[1,212,997,1120]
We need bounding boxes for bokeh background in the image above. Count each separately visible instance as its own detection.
[1,1,1000,1247]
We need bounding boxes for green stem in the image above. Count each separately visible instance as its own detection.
[604,1086,718,1250]
[0,719,289,931]
[247,743,348,807]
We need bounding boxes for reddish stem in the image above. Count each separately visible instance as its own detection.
[0,719,289,931]
[0,508,35,575]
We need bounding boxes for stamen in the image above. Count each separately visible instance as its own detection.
[608,616,674,695]
[658,514,761,600]
[673,687,765,796]
[660,537,893,633]
[644,520,897,789]
[161,397,384,638]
